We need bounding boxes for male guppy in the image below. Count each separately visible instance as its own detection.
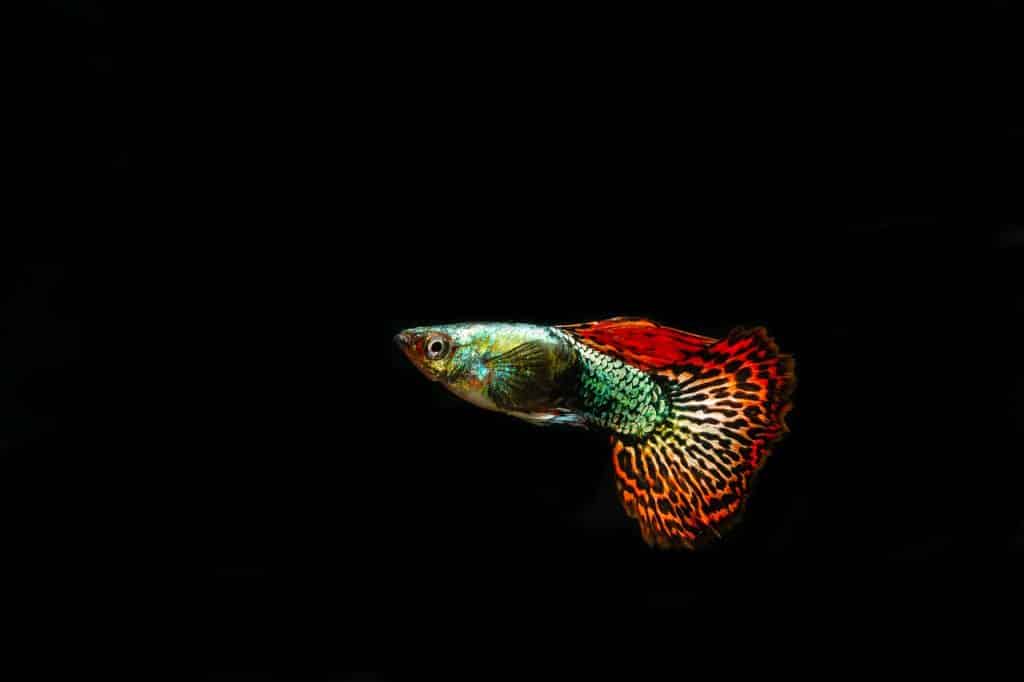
[394,317,795,549]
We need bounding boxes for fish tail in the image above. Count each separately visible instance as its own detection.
[611,327,796,548]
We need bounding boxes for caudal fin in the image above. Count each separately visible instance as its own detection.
[611,327,795,549]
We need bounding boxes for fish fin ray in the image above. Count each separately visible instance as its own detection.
[485,341,556,410]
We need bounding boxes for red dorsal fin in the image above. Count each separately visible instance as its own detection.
[558,317,717,371]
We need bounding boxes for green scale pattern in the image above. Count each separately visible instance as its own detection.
[566,336,671,437]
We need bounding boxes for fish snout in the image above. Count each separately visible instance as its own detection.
[393,331,412,349]
[394,330,422,366]
[394,329,442,382]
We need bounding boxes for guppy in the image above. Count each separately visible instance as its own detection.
[394,317,795,549]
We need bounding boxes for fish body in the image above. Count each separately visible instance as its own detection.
[396,322,667,432]
[395,317,795,549]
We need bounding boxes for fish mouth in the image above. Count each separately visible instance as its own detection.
[393,331,415,361]
[393,331,412,349]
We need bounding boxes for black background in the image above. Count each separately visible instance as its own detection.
[26,2,1024,680]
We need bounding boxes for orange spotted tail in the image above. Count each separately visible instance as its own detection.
[610,327,795,548]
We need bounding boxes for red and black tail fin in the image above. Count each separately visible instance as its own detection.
[609,326,795,549]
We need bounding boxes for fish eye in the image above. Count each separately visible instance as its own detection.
[425,335,449,360]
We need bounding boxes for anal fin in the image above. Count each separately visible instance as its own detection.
[509,408,588,428]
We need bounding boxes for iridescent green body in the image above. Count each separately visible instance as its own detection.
[561,332,670,437]
[395,323,669,437]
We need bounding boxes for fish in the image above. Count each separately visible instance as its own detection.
[394,317,795,549]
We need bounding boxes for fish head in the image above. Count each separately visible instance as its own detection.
[393,325,459,384]
[394,322,575,414]
[394,323,503,411]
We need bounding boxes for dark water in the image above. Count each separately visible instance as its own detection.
[25,2,1024,679]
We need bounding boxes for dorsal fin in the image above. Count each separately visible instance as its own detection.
[558,317,716,371]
